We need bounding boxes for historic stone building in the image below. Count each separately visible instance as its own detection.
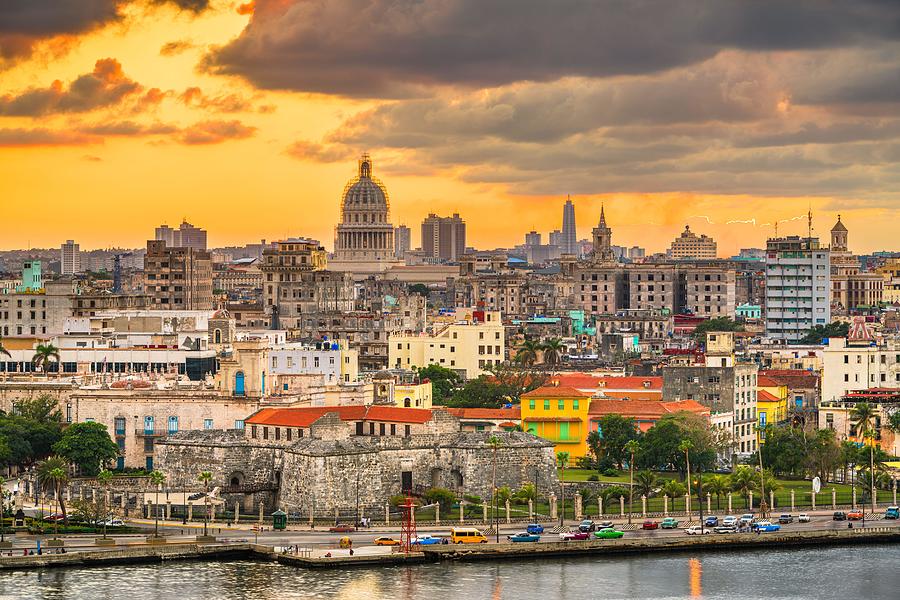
[829,216,883,312]
[156,408,557,516]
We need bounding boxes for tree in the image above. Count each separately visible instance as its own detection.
[692,317,743,341]
[540,338,566,367]
[729,465,755,508]
[149,470,166,538]
[514,483,537,503]
[660,480,686,509]
[514,339,541,367]
[198,471,212,537]
[13,395,62,424]
[638,412,717,474]
[888,411,900,434]
[31,343,60,374]
[448,376,508,408]
[602,485,630,506]
[416,365,462,405]
[37,456,70,535]
[850,402,876,439]
[806,429,841,484]
[485,362,549,404]
[408,283,429,296]
[705,474,729,510]
[52,422,119,476]
[799,321,849,345]
[624,439,640,524]
[591,414,639,470]
[679,439,694,516]
[557,451,569,526]
[634,470,659,499]
[424,487,457,511]
[97,469,114,539]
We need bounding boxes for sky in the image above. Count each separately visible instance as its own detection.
[2,0,900,256]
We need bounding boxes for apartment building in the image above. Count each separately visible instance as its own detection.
[144,240,214,310]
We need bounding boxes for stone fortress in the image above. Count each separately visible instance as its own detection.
[155,408,559,517]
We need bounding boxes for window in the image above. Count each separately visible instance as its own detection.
[168,416,179,434]
[116,438,125,452]
[234,420,245,430]
[275,427,280,441]
[558,400,565,410]
[263,427,269,440]
[203,419,214,430]
[573,399,579,410]
[544,400,550,410]
[379,423,386,435]
[529,399,535,410]
[251,425,257,439]
[144,416,155,434]
[144,437,155,453]
[114,417,126,436]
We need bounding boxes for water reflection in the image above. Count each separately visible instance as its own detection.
[1,545,898,600]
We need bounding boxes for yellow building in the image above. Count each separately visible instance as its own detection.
[756,389,789,443]
[520,386,592,459]
[394,381,433,409]
[389,310,505,379]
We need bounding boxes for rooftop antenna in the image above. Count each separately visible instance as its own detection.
[807,202,813,239]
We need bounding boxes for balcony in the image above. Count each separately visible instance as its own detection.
[135,428,177,437]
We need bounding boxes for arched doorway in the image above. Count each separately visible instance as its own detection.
[235,371,245,396]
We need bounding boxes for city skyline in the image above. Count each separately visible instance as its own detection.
[2,2,900,255]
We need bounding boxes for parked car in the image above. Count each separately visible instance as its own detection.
[885,506,900,520]
[704,516,719,527]
[739,514,754,526]
[526,523,545,534]
[559,531,590,541]
[103,518,125,527]
[374,537,401,546]
[508,532,541,543]
[578,519,597,533]
[411,535,443,545]
[798,513,811,523]
[753,521,781,533]
[714,525,737,534]
[722,516,738,527]
[778,514,794,524]
[594,528,625,539]
[847,510,864,521]
[660,517,679,529]
[43,513,65,523]
[642,520,659,530]
[833,511,847,521]
[329,524,357,533]
[684,525,712,535]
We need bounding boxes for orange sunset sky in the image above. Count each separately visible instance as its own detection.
[2,1,899,256]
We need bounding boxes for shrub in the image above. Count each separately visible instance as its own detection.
[587,474,599,481]
[423,487,457,511]
[463,494,483,504]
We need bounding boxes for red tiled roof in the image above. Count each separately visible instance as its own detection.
[588,398,709,420]
[446,407,521,420]
[551,373,663,391]
[757,375,782,388]
[246,405,435,427]
[757,390,780,402]
[521,386,592,399]
[759,370,819,389]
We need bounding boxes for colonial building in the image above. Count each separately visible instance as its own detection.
[667,225,717,260]
[828,216,883,312]
[821,320,900,404]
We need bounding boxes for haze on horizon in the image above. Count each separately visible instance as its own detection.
[2,1,900,256]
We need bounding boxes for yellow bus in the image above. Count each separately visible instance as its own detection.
[450,527,488,544]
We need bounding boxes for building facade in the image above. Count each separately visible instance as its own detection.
[394,225,411,259]
[667,225,717,260]
[60,240,82,275]
[144,240,214,310]
[421,213,466,263]
[155,220,207,251]
[764,236,830,342]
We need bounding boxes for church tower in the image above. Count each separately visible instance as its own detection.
[591,204,615,263]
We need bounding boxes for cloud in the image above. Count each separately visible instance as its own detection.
[149,0,211,13]
[0,128,99,147]
[0,58,141,116]
[176,119,256,144]
[178,87,254,112]
[203,0,900,97]
[78,121,179,136]
[159,39,195,56]
[285,140,354,163]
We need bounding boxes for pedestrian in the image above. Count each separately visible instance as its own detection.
[349,548,354,556]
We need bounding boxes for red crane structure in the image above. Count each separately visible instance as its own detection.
[399,493,418,553]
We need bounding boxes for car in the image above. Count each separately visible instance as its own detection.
[722,516,738,527]
[103,518,125,527]
[43,513,65,522]
[597,520,614,529]
[594,528,625,539]
[704,516,719,527]
[329,523,357,533]
[374,537,401,546]
[833,511,847,521]
[411,535,443,545]
[798,513,811,523]
[885,506,900,520]
[714,525,737,534]
[526,523,545,534]
[642,520,659,530]
[559,531,590,541]
[684,525,712,535]
[508,532,541,543]
[660,517,679,529]
[578,519,596,533]
[847,510,864,521]
[778,514,794,524]
[753,521,781,533]
[739,514,754,525]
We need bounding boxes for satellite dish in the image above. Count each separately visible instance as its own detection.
[812,476,821,494]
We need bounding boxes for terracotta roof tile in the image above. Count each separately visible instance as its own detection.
[245,405,434,427]
[446,407,521,419]
[521,386,592,399]
[757,390,781,402]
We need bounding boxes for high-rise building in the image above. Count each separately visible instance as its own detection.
[60,240,81,275]
[549,230,564,248]
[764,236,830,341]
[421,213,466,262]
[525,231,542,247]
[667,225,717,260]
[394,225,411,258]
[144,240,213,310]
[562,197,577,255]
[155,221,208,251]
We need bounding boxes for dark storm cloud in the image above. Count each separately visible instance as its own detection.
[204,0,900,96]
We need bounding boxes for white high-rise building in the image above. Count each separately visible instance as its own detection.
[60,240,81,275]
[394,225,411,258]
[764,236,831,342]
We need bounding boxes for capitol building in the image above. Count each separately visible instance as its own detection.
[328,154,404,277]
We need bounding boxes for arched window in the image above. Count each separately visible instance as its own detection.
[234,371,245,396]
[214,329,221,344]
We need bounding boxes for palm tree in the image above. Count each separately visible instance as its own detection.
[515,339,541,367]
[488,436,503,542]
[149,470,165,538]
[97,469,113,539]
[661,480,686,511]
[557,451,569,526]
[31,343,60,374]
[198,471,212,536]
[0,335,10,358]
[678,439,693,515]
[624,440,640,524]
[850,402,876,441]
[634,470,659,500]
[540,338,566,368]
[705,474,729,511]
[730,465,755,508]
[37,457,69,539]
[755,424,768,518]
